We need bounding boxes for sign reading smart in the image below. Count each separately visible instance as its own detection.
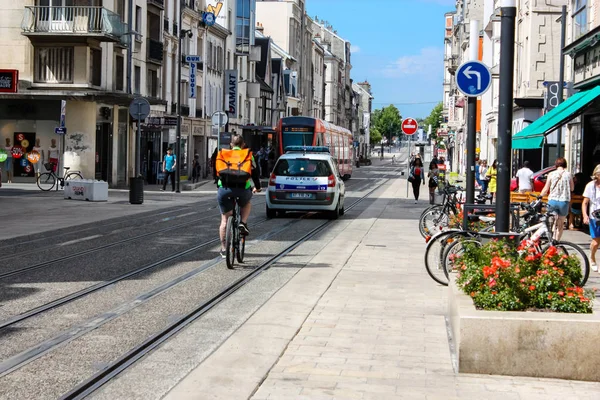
[455,61,492,97]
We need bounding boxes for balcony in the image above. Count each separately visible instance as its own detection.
[148,0,164,10]
[147,39,164,64]
[21,6,128,43]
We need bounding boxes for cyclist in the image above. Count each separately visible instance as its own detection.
[216,135,261,258]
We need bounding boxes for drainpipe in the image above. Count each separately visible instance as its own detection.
[127,0,133,94]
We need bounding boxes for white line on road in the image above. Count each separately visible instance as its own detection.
[58,235,103,247]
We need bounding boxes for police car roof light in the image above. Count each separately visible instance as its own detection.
[284,146,330,154]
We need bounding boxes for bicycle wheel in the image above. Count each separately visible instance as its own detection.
[419,207,450,238]
[424,229,464,286]
[37,172,56,191]
[225,216,235,269]
[543,241,590,286]
[442,237,483,280]
[65,172,83,180]
[236,236,246,263]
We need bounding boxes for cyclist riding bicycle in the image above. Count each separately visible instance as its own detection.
[216,134,261,258]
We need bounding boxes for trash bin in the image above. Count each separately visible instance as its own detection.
[129,176,144,204]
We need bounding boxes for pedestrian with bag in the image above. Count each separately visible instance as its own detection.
[540,157,574,241]
[485,159,498,202]
[409,157,425,204]
[427,160,439,205]
[582,165,600,272]
[479,160,489,194]
[161,147,177,192]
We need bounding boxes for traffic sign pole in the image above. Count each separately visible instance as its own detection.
[463,20,479,230]
[401,118,418,199]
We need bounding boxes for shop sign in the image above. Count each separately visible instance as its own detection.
[0,70,18,93]
[193,125,204,136]
[142,116,179,127]
[574,45,600,86]
[225,69,238,118]
[11,145,24,159]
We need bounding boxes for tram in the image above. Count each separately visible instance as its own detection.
[275,116,353,180]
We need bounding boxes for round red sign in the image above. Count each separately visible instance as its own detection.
[11,145,24,159]
[16,133,25,141]
[401,118,418,135]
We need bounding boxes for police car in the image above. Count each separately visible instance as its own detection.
[266,146,346,219]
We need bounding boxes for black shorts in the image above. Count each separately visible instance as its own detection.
[217,187,252,214]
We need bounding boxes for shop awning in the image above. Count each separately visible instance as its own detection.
[512,85,600,149]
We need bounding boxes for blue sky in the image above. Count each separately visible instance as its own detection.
[306,0,454,119]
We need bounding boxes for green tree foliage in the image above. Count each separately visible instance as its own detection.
[423,102,443,135]
[369,105,402,144]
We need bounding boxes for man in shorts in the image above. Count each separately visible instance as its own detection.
[217,135,261,258]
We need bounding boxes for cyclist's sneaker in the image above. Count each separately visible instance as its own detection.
[239,222,250,236]
[220,250,226,259]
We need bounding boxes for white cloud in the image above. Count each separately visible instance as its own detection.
[382,47,444,78]
[350,44,360,53]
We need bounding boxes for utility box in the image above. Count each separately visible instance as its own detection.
[64,180,108,202]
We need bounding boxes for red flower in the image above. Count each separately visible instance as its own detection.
[529,285,536,291]
[558,291,564,296]
[547,294,553,300]
[515,267,520,273]
[470,292,476,298]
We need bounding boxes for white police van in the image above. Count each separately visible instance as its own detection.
[266,146,346,219]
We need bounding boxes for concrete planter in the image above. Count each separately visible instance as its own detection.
[448,275,600,382]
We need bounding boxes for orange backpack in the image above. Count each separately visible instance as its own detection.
[216,148,253,186]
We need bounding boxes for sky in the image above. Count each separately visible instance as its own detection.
[306,0,454,119]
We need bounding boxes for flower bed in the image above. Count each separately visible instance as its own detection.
[451,239,594,313]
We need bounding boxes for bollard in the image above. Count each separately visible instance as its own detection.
[129,176,144,205]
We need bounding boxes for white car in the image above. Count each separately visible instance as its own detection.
[265,147,346,219]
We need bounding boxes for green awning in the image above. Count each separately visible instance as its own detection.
[512,85,600,149]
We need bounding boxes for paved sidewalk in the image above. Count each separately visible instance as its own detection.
[165,176,600,399]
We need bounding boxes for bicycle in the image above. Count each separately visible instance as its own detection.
[443,200,590,286]
[224,196,246,269]
[37,163,83,191]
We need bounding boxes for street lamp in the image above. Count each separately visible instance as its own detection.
[176,0,193,193]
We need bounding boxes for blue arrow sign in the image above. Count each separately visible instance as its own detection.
[455,61,492,97]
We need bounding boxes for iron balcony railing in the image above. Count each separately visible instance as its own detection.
[148,0,165,9]
[147,39,164,63]
[22,6,128,40]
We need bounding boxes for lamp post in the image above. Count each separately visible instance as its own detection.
[556,5,567,158]
[495,0,517,233]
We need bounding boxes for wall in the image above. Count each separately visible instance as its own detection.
[255,2,291,52]
[64,101,96,179]
[0,1,34,84]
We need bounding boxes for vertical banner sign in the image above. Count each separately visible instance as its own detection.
[225,69,238,119]
[60,100,66,128]
[544,81,560,111]
[190,62,197,99]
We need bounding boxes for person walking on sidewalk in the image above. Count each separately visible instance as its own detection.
[582,165,600,272]
[409,157,425,204]
[540,157,573,241]
[427,160,439,205]
[485,159,498,202]
[161,147,177,192]
[515,161,534,193]
[479,160,489,194]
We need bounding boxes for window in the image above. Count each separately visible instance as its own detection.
[34,47,73,83]
[135,6,142,34]
[90,48,101,86]
[115,55,124,91]
[573,0,588,39]
[274,159,332,177]
[134,65,141,94]
[236,0,254,53]
[147,68,158,97]
[116,0,125,21]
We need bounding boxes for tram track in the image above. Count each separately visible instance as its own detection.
[58,174,391,399]
[0,200,266,280]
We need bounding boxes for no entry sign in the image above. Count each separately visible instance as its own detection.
[401,118,418,135]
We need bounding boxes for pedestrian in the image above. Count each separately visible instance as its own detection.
[582,165,600,272]
[211,147,218,184]
[191,153,201,183]
[431,154,439,166]
[479,160,489,194]
[427,160,439,205]
[410,157,425,204]
[485,160,498,202]
[475,160,481,190]
[515,160,534,193]
[569,172,587,230]
[161,147,177,192]
[4,138,13,183]
[540,157,573,241]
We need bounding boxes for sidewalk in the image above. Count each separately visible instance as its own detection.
[164,176,600,399]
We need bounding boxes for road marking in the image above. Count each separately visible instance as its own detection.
[58,235,102,247]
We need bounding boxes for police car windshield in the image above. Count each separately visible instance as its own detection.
[274,159,332,177]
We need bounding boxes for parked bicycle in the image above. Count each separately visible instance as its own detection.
[444,197,590,286]
[37,163,83,191]
[224,196,246,269]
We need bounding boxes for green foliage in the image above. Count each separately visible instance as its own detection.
[423,102,443,133]
[452,239,594,313]
[370,105,402,143]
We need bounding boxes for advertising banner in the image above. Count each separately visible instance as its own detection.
[225,69,238,119]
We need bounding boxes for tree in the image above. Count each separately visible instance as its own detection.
[370,126,382,145]
[370,105,402,144]
[423,102,443,135]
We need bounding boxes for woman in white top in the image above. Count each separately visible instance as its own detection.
[582,164,600,272]
[540,157,574,241]
[4,137,13,183]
